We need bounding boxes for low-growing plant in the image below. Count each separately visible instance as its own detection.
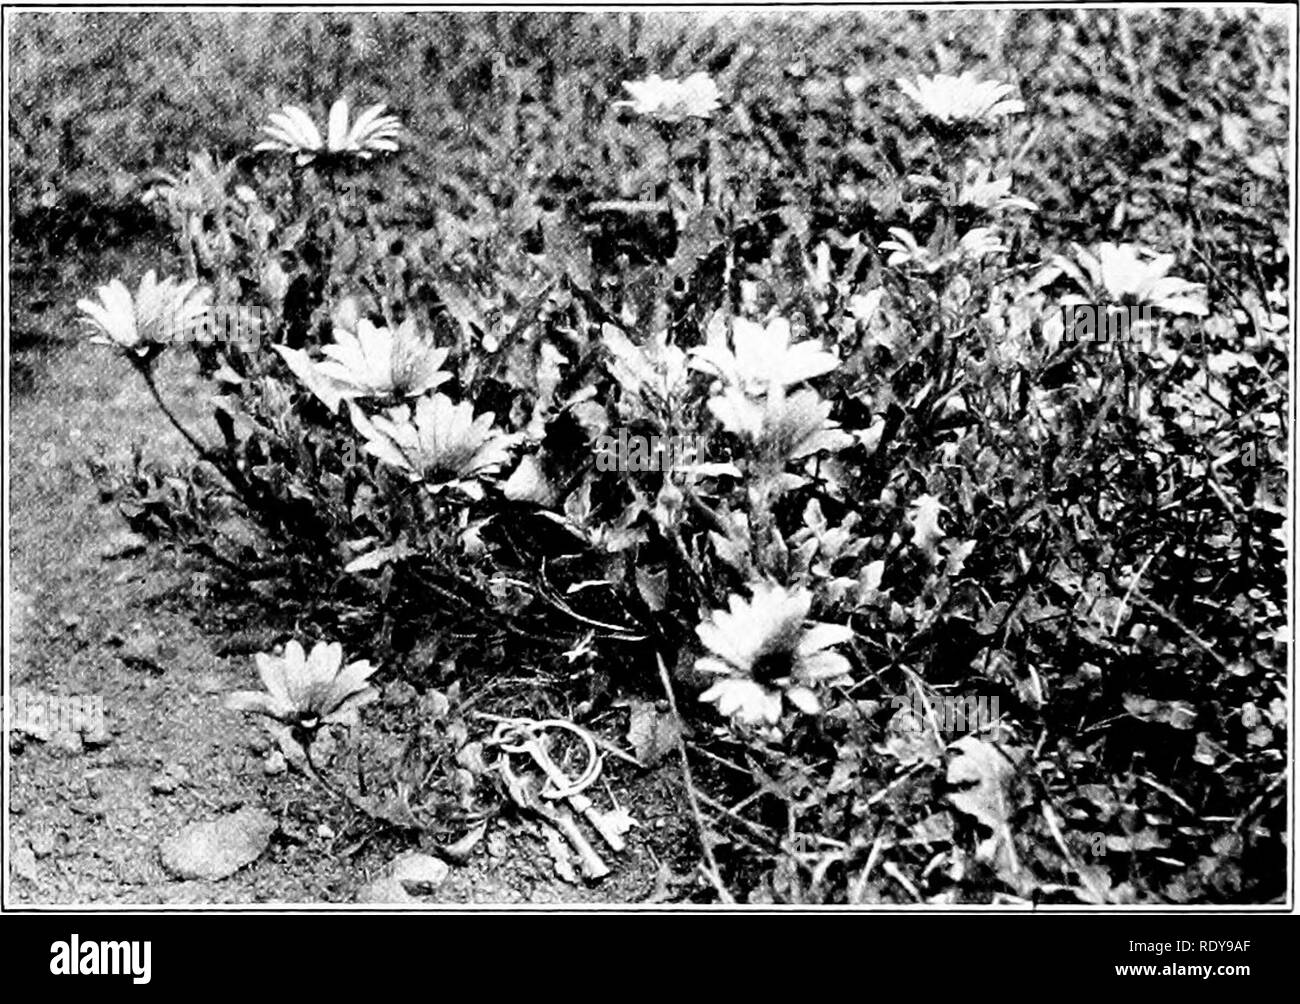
[71,12,1288,904]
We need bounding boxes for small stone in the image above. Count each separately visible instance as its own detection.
[100,529,148,559]
[29,827,57,857]
[263,750,287,775]
[115,859,153,886]
[247,732,272,755]
[119,633,171,674]
[13,844,39,883]
[390,853,450,895]
[9,589,34,638]
[150,764,190,795]
[355,876,414,904]
[70,800,104,820]
[159,807,276,880]
[82,724,112,749]
[49,731,84,756]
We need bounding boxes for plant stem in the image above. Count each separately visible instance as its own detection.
[655,650,735,904]
[303,731,399,825]
[136,360,256,500]
[138,364,215,462]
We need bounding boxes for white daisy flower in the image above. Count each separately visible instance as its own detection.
[616,72,721,123]
[708,386,853,472]
[880,226,1006,271]
[254,98,401,164]
[351,393,517,499]
[1064,243,1208,315]
[316,318,451,399]
[897,71,1024,126]
[77,270,211,359]
[697,582,853,726]
[956,162,1038,212]
[225,640,378,734]
[690,316,841,395]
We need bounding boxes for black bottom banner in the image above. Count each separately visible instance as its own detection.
[1,912,1287,990]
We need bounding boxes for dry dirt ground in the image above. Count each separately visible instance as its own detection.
[7,323,702,906]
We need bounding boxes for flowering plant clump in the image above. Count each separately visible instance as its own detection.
[71,13,1286,907]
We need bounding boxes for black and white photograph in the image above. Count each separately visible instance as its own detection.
[2,1,1294,932]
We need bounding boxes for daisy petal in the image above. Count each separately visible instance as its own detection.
[785,686,821,715]
[797,622,854,656]
[798,650,852,682]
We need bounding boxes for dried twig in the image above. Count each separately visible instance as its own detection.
[696,791,781,849]
[1132,593,1231,673]
[881,860,920,901]
[1233,772,1285,833]
[1111,550,1158,636]
[685,740,752,779]
[655,651,734,903]
[866,760,930,807]
[848,833,886,904]
[1136,773,1197,816]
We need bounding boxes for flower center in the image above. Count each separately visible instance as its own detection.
[751,648,796,685]
[425,447,477,481]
